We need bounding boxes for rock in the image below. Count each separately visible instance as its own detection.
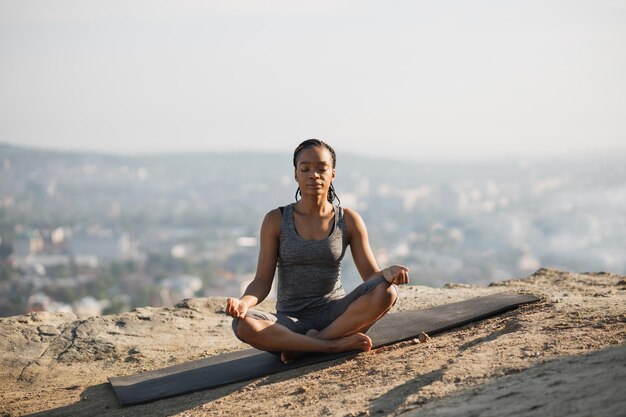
[291,386,307,395]
[418,332,431,343]
[444,283,472,289]
[38,324,60,337]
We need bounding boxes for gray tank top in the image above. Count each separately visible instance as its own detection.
[276,203,349,313]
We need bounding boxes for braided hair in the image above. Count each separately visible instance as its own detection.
[293,139,341,206]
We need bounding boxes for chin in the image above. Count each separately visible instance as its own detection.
[302,189,326,197]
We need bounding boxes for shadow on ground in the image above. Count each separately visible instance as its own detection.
[369,369,446,415]
[24,356,353,417]
[397,343,626,417]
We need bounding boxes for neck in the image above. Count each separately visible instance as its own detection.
[295,194,333,215]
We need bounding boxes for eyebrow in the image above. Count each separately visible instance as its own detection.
[298,160,330,165]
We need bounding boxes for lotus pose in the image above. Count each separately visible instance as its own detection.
[226,139,409,363]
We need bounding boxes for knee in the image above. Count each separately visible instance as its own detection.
[235,317,258,343]
[373,282,398,309]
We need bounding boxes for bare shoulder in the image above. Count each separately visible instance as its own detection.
[342,207,367,238]
[261,207,283,235]
[343,207,364,223]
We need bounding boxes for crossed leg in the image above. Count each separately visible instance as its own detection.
[315,281,397,340]
[235,280,397,363]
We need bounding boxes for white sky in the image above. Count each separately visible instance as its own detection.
[1,0,625,161]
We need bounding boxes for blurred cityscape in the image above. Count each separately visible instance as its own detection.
[1,143,624,318]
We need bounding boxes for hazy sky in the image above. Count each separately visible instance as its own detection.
[1,0,625,161]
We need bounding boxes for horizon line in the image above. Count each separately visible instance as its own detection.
[2,141,626,165]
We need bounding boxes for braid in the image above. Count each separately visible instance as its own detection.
[328,182,341,206]
[293,139,340,205]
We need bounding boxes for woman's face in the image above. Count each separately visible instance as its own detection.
[294,146,335,199]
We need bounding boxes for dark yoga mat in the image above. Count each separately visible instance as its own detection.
[109,292,539,406]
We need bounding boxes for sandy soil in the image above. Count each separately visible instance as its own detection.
[1,268,625,417]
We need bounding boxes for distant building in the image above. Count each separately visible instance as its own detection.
[69,234,127,261]
[30,230,44,255]
[73,296,111,318]
[26,293,72,314]
[156,274,203,306]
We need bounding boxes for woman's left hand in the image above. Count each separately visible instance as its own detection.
[382,265,410,285]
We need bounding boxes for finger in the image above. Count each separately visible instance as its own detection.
[228,299,238,315]
[228,302,240,318]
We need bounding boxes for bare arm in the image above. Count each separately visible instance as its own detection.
[344,208,409,285]
[226,208,281,318]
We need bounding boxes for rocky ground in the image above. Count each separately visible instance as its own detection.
[1,268,625,417]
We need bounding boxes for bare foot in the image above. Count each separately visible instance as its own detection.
[281,329,319,364]
[280,331,373,364]
[329,332,372,353]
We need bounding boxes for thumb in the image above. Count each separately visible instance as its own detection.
[237,304,248,318]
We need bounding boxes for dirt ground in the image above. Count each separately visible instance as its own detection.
[1,268,625,417]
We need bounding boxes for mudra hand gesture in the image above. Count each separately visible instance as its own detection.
[382,265,410,285]
[226,297,248,319]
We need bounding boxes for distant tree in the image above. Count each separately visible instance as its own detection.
[46,285,81,304]
[46,263,74,278]
[102,297,130,315]
[0,243,12,260]
[0,264,15,282]
[145,253,187,280]
[131,285,154,309]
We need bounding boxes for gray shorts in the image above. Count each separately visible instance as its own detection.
[231,275,395,342]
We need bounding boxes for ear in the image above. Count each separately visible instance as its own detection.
[331,169,336,181]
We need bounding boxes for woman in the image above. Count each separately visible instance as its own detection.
[226,139,409,363]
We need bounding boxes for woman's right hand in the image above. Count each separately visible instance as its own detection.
[226,298,248,319]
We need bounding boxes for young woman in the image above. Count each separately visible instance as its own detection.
[226,139,409,363]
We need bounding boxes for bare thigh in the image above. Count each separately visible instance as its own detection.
[231,309,313,342]
[310,275,397,331]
